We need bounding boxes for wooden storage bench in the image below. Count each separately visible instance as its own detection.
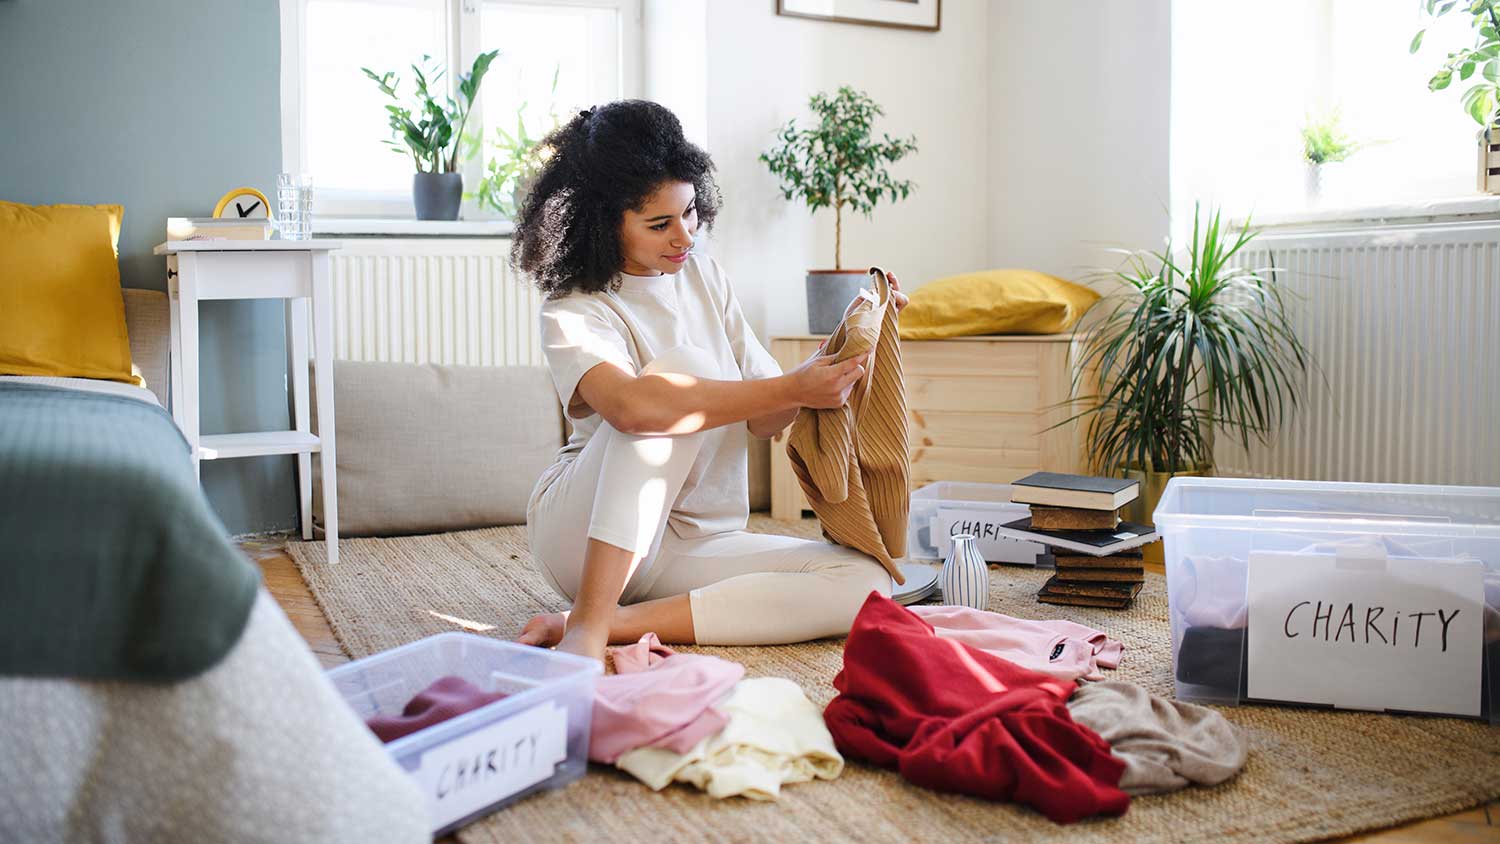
[768,334,1087,521]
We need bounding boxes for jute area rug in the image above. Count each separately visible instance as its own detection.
[288,517,1500,844]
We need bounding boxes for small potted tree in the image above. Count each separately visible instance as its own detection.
[363,50,498,220]
[761,86,917,333]
[1059,205,1313,536]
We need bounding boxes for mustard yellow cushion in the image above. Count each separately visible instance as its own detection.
[0,201,139,384]
[898,269,1100,340]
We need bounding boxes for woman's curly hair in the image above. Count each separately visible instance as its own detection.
[511,99,722,298]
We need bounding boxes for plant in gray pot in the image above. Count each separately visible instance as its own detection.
[363,50,498,221]
[761,86,917,334]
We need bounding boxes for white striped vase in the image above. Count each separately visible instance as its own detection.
[940,533,989,610]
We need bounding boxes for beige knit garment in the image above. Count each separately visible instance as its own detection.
[787,267,910,584]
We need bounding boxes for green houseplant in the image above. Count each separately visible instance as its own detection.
[1411,0,1500,125]
[1300,109,1362,203]
[362,49,498,220]
[467,68,560,219]
[1061,205,1313,531]
[760,86,917,333]
[1412,0,1500,192]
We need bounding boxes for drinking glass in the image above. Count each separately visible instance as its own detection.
[276,172,314,240]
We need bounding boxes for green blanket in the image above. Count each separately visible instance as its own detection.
[0,382,260,681]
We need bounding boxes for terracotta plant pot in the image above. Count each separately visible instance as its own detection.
[805,269,869,334]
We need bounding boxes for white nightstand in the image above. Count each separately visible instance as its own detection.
[154,239,343,564]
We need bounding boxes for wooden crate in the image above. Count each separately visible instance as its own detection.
[1480,124,1500,195]
[768,334,1089,521]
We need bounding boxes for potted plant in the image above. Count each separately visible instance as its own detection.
[1411,0,1500,192]
[362,50,498,220]
[1300,109,1361,204]
[760,86,917,333]
[1060,204,1313,533]
[467,68,559,218]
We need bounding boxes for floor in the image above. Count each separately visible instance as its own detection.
[248,540,1498,844]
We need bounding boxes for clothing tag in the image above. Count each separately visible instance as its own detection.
[1049,642,1066,661]
[1112,532,1139,540]
[855,287,878,305]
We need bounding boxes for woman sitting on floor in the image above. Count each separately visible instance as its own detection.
[512,99,907,662]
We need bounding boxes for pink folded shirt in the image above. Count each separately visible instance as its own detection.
[910,605,1123,682]
[589,633,744,764]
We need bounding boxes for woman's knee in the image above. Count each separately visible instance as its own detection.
[641,345,721,381]
[825,554,893,610]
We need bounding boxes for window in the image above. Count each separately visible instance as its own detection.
[279,0,641,218]
[1171,0,1478,229]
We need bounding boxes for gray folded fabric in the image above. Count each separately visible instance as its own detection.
[1067,680,1247,795]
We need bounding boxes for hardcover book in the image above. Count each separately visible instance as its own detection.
[1010,472,1139,510]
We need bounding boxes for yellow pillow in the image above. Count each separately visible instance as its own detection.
[898,269,1100,340]
[0,201,139,384]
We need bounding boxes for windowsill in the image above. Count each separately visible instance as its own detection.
[311,218,515,237]
[1241,195,1500,231]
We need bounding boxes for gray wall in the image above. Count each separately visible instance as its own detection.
[0,0,297,534]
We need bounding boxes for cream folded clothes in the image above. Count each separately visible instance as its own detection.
[909,604,1123,682]
[615,677,843,801]
[589,633,744,764]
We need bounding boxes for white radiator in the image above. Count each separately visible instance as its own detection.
[328,238,544,367]
[1219,220,1500,486]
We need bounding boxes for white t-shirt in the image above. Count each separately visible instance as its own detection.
[534,254,782,539]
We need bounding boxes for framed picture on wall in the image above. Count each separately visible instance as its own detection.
[776,0,941,32]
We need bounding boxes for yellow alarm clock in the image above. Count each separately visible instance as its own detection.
[212,186,272,220]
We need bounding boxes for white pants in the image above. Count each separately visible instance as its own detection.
[527,346,891,645]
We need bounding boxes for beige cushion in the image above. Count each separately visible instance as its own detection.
[313,361,564,537]
[121,288,170,407]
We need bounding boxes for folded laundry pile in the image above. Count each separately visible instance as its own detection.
[590,633,744,764]
[595,633,845,801]
[826,593,1248,823]
[616,676,844,801]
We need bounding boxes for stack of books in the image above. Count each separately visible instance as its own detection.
[166,217,272,242]
[994,472,1158,610]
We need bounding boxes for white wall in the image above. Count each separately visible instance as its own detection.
[986,1,1171,280]
[701,0,991,336]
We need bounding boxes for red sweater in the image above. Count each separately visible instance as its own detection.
[824,593,1129,823]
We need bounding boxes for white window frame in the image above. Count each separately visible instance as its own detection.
[1169,0,1487,234]
[279,0,642,220]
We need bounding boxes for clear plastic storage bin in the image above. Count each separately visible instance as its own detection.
[327,633,601,835]
[907,481,1043,564]
[1154,477,1500,722]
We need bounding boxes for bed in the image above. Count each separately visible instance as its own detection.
[0,289,430,843]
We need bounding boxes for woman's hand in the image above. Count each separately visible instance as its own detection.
[787,352,869,409]
[841,271,910,320]
[888,271,909,313]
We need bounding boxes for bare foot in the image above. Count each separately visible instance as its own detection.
[516,612,566,648]
[554,626,608,664]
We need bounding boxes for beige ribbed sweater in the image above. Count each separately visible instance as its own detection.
[787,267,910,584]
